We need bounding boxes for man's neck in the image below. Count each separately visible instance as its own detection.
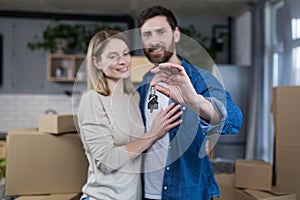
[168,54,182,65]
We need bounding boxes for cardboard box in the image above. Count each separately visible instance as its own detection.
[215,174,253,200]
[39,114,77,134]
[242,189,296,200]
[15,193,81,200]
[275,145,300,197]
[272,86,300,197]
[214,174,296,200]
[5,128,88,196]
[235,159,272,191]
[272,86,300,146]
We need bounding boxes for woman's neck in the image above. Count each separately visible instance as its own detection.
[107,78,124,98]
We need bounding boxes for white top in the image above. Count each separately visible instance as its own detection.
[78,90,144,200]
[143,84,170,200]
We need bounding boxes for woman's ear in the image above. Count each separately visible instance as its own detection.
[92,56,102,70]
[174,27,181,43]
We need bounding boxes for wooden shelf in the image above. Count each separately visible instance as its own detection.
[47,54,86,82]
[47,54,153,83]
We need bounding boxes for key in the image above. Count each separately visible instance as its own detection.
[148,87,159,113]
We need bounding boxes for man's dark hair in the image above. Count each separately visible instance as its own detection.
[138,5,178,30]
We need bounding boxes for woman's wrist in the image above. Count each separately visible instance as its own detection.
[144,131,160,144]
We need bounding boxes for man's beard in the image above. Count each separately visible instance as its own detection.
[143,44,175,64]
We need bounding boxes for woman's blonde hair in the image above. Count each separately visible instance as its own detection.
[86,30,135,96]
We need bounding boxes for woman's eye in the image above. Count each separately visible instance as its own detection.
[109,55,117,59]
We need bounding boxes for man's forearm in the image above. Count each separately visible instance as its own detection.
[189,94,221,125]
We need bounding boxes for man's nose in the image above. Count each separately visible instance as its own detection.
[150,40,161,47]
[149,33,161,46]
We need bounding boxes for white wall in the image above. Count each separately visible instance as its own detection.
[0,93,78,133]
[234,11,252,66]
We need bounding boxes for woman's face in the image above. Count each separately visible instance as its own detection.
[95,38,131,80]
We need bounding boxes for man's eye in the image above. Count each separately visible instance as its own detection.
[158,30,166,35]
[143,32,151,37]
[124,52,130,56]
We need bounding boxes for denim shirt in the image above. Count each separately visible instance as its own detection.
[137,59,243,200]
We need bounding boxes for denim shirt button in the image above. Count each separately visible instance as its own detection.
[166,166,170,170]
[169,145,172,149]
[182,106,186,111]
[163,186,168,190]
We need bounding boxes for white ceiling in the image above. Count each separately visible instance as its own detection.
[0,0,256,17]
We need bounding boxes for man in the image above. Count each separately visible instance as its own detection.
[137,5,243,200]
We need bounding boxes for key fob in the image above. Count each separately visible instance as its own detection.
[148,87,159,113]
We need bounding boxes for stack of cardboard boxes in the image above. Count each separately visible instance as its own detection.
[214,159,295,200]
[215,172,295,200]
[272,86,300,198]
[214,86,300,200]
[4,86,299,199]
[5,115,88,200]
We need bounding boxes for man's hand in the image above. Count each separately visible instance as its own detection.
[151,62,221,124]
[150,63,198,107]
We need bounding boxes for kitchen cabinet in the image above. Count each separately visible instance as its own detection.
[47,54,86,82]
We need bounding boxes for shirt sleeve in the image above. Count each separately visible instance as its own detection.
[198,97,227,135]
[78,91,129,174]
[195,69,243,135]
[221,91,243,135]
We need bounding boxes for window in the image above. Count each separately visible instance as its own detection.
[272,2,285,46]
[292,18,300,40]
[292,46,300,84]
[271,0,285,87]
[272,52,284,86]
[262,0,300,163]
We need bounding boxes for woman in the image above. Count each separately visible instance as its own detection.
[77,30,183,200]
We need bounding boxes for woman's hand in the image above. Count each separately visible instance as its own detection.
[125,103,182,159]
[148,103,183,140]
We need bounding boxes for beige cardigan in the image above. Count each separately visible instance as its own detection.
[78,90,144,200]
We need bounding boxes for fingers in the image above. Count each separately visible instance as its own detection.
[150,75,168,87]
[150,63,186,89]
[165,104,181,119]
[165,106,183,129]
[163,102,176,113]
[159,63,184,73]
[167,109,182,123]
[158,104,183,128]
[151,63,183,83]
[158,103,181,119]
[151,63,184,74]
[152,84,170,98]
[166,119,183,130]
[153,103,183,133]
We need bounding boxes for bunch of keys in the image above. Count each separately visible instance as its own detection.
[148,86,159,113]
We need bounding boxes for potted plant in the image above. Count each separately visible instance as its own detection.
[27,23,80,53]
[75,24,124,54]
[27,22,124,54]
